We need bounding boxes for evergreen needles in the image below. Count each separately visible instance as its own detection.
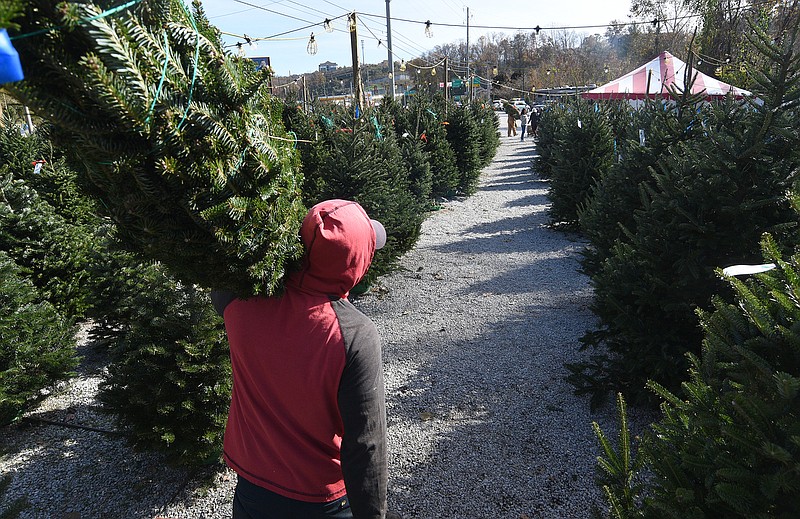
[7,0,306,296]
[596,233,800,518]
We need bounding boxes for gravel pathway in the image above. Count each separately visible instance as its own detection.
[1,116,652,518]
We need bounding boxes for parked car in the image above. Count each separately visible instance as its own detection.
[531,104,548,114]
[492,99,505,110]
[512,99,529,113]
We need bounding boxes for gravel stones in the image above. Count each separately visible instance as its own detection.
[0,123,653,518]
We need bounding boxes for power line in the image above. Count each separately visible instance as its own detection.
[230,0,322,27]
[357,13,430,59]
[216,0,775,71]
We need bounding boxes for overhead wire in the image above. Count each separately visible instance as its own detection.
[229,0,319,26]
[357,14,429,61]
[213,0,776,76]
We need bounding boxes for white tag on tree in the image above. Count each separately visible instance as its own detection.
[639,129,646,146]
[577,119,582,128]
[722,263,777,276]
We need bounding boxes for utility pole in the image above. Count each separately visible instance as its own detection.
[304,76,312,113]
[465,6,470,103]
[350,12,365,113]
[444,56,449,106]
[386,0,395,100]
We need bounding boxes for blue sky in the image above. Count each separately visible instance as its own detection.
[199,0,634,76]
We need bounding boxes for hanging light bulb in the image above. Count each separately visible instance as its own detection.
[431,68,436,76]
[236,42,246,57]
[399,59,406,72]
[323,18,334,33]
[307,33,318,55]
[546,68,551,76]
[244,34,257,51]
[603,65,609,74]
[425,21,433,38]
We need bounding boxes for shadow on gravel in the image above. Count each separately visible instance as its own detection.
[480,176,546,192]
[384,295,609,517]
[0,415,185,518]
[0,336,195,518]
[379,140,657,517]
[505,190,553,209]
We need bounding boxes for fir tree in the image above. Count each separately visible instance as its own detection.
[470,101,501,170]
[377,96,434,207]
[640,233,800,518]
[0,251,77,424]
[577,97,709,277]
[406,94,459,199]
[398,137,434,209]
[0,121,99,226]
[98,263,231,465]
[7,0,306,296]
[569,24,800,405]
[533,102,564,180]
[445,103,483,195]
[547,98,615,228]
[0,167,95,318]
[283,102,424,284]
[596,232,800,518]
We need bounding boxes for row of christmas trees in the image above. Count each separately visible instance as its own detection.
[536,12,800,516]
[0,0,499,465]
[0,98,498,452]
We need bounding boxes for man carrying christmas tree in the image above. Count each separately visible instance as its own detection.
[212,199,400,519]
[503,101,519,137]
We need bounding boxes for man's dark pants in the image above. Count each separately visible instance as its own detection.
[233,476,354,519]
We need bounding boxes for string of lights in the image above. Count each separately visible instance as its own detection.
[217,0,776,58]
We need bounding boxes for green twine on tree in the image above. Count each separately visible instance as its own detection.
[145,31,170,126]
[370,115,382,140]
[320,116,334,129]
[10,0,143,40]
[176,0,200,130]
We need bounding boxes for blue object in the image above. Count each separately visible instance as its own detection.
[0,28,24,83]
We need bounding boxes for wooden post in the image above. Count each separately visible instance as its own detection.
[445,56,449,118]
[349,12,365,113]
[302,75,308,113]
[385,0,395,100]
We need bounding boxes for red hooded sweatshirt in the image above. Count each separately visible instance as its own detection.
[215,200,387,518]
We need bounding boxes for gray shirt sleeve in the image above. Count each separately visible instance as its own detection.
[332,299,388,519]
[211,290,237,316]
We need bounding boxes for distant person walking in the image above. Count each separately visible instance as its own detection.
[530,108,541,139]
[503,101,519,137]
[519,108,528,141]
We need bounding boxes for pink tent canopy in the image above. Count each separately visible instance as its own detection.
[582,51,751,100]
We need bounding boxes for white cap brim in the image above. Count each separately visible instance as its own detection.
[371,219,386,250]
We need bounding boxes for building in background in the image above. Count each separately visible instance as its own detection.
[318,61,338,72]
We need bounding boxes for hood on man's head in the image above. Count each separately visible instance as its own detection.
[292,199,385,298]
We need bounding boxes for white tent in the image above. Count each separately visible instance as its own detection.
[582,51,751,101]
